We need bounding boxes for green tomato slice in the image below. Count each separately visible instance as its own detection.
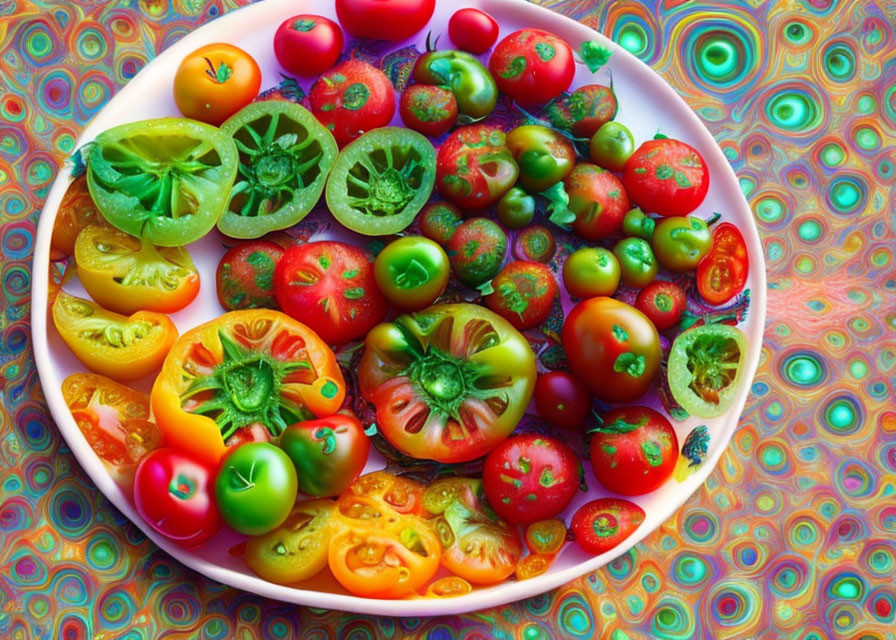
[219,101,338,239]
[326,127,436,236]
[668,323,747,418]
[86,118,238,247]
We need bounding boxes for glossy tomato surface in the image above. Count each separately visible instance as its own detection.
[489,29,575,107]
[173,43,261,126]
[623,138,709,217]
[273,15,343,77]
[335,0,435,41]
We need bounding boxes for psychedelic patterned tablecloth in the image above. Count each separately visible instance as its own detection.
[1,0,894,638]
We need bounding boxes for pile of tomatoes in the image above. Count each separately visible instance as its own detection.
[50,1,751,600]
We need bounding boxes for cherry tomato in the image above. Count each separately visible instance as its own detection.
[273,15,343,77]
[516,553,555,580]
[590,121,635,172]
[652,215,714,272]
[399,84,457,137]
[565,163,631,241]
[513,224,557,263]
[436,125,519,209]
[570,498,645,555]
[546,84,618,139]
[485,260,558,331]
[482,434,581,524]
[216,240,283,311]
[418,201,462,246]
[623,138,709,217]
[505,124,576,195]
[590,406,679,496]
[448,8,499,54]
[697,222,749,305]
[334,0,435,42]
[497,187,536,229]
[533,371,591,428]
[374,236,450,310]
[563,247,621,299]
[173,43,261,126]
[426,576,473,598]
[447,217,508,287]
[613,237,659,288]
[525,518,568,555]
[634,280,687,330]
[489,29,575,107]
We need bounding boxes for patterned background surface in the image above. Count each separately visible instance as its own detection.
[1,0,895,637]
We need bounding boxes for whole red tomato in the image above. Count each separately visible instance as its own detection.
[485,260,558,331]
[335,0,435,42]
[565,163,631,241]
[534,371,591,428]
[448,8,499,54]
[216,240,283,311]
[273,241,387,344]
[399,84,457,137]
[273,15,343,77]
[488,29,575,108]
[436,125,519,209]
[623,138,709,217]
[634,280,687,330]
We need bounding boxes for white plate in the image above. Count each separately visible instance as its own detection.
[31,0,766,616]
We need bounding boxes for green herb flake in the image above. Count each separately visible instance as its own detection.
[579,41,612,73]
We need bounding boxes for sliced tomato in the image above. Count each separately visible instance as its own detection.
[570,498,645,555]
[697,222,749,305]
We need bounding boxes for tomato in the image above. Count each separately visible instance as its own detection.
[563,247,621,299]
[564,163,630,241]
[570,498,645,555]
[651,215,714,272]
[613,237,659,288]
[448,8,499,54]
[216,240,283,311]
[74,225,199,315]
[590,121,635,172]
[623,138,709,217]
[426,576,473,598]
[51,176,110,260]
[309,60,396,148]
[562,297,661,403]
[334,0,435,42]
[133,448,222,548]
[273,15,343,77]
[344,471,427,518]
[151,309,346,467]
[622,207,656,240]
[668,323,747,418]
[399,84,457,137]
[533,371,591,428]
[424,478,522,584]
[485,260,558,331]
[61,373,162,489]
[516,553,554,580]
[273,241,387,344]
[590,406,679,495]
[447,218,508,288]
[413,50,498,120]
[525,519,567,555]
[374,236,450,310]
[418,201,462,246]
[513,224,556,263]
[436,125,518,210]
[359,303,537,463]
[634,280,687,330]
[279,413,370,498]
[482,434,581,525]
[326,127,436,235]
[505,125,576,193]
[52,291,177,381]
[173,43,261,126]
[697,222,749,305]
[489,29,575,107]
[244,499,334,584]
[546,84,618,139]
[497,187,536,229]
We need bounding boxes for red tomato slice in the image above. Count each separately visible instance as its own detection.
[697,222,749,305]
[570,498,645,555]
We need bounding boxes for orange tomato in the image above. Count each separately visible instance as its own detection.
[51,176,110,260]
[425,576,473,598]
[173,43,261,125]
[343,471,427,518]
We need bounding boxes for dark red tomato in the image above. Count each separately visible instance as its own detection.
[418,201,462,246]
[436,125,519,209]
[546,84,618,139]
[590,406,679,496]
[216,240,284,311]
[485,261,558,331]
[697,222,749,305]
[623,138,709,217]
[534,371,591,428]
[482,434,581,525]
[448,8,499,54]
[399,84,457,137]
[634,280,687,331]
[447,217,508,288]
[570,498,645,555]
[335,0,435,42]
[273,15,343,77]
[273,241,387,344]
[488,29,575,108]
[133,448,222,548]
[309,59,396,147]
[565,163,630,241]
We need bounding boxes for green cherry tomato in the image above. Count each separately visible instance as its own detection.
[622,207,655,240]
[505,125,576,193]
[497,187,536,229]
[613,237,658,288]
[589,121,635,172]
[563,247,621,299]
[413,50,498,120]
[374,236,451,310]
[215,442,298,536]
[651,215,714,272]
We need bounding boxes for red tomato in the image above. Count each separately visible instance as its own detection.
[570,498,645,555]
[482,434,581,525]
[697,222,749,305]
[436,125,519,209]
[623,138,710,217]
[309,60,396,147]
[216,240,284,311]
[448,8,499,54]
[590,406,679,496]
[133,448,222,548]
[399,84,457,137]
[485,261,558,331]
[565,163,631,241]
[546,84,618,139]
[273,241,387,344]
[334,0,435,42]
[534,371,591,428]
[634,280,687,330]
[488,29,575,108]
[273,15,343,77]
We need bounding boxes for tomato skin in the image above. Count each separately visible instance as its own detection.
[533,371,591,428]
[590,406,679,496]
[399,84,457,137]
[590,121,635,172]
[546,84,618,139]
[497,187,536,229]
[485,260,558,331]
[489,29,575,107]
[623,138,709,217]
[413,50,498,120]
[436,125,519,209]
[374,236,450,310]
[418,201,463,246]
[565,163,631,241]
[448,8,499,54]
[216,240,283,311]
[570,498,645,555]
[697,222,749,305]
[334,0,435,42]
[563,247,621,299]
[273,241,387,345]
[634,280,687,330]
[505,125,576,193]
[273,15,343,77]
[613,237,659,288]
[173,43,261,126]
[562,297,661,403]
[447,218,508,288]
